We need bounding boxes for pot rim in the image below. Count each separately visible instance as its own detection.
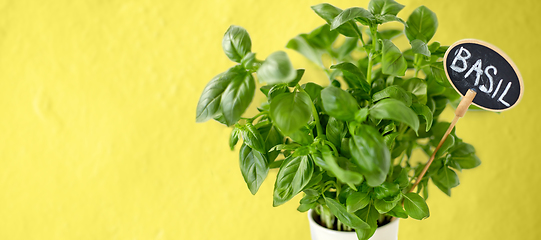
[307,209,398,234]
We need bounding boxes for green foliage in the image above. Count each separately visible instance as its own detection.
[196,0,481,238]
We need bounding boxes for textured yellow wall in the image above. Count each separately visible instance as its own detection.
[0,0,539,239]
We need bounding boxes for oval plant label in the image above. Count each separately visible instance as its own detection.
[443,39,524,111]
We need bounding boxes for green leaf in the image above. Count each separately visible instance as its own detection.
[307,24,340,49]
[349,124,391,187]
[368,0,405,16]
[355,204,379,240]
[288,69,305,87]
[239,144,269,195]
[321,86,359,121]
[273,155,314,206]
[411,103,433,131]
[257,51,297,85]
[320,149,364,187]
[450,154,481,169]
[311,3,359,37]
[430,61,447,84]
[373,182,399,199]
[432,166,459,189]
[288,126,314,145]
[222,25,252,63]
[241,123,266,153]
[381,39,407,76]
[403,77,427,105]
[435,134,455,159]
[378,29,402,40]
[346,192,370,213]
[267,84,288,102]
[405,6,438,43]
[270,91,312,135]
[324,197,370,229]
[229,128,240,150]
[287,34,324,68]
[411,39,430,57]
[377,14,406,25]
[221,69,256,126]
[448,142,480,169]
[258,124,283,162]
[326,117,346,149]
[374,198,398,213]
[387,204,408,219]
[372,85,412,107]
[297,202,316,212]
[330,62,370,93]
[331,7,374,30]
[403,192,430,220]
[196,72,231,123]
[370,99,420,133]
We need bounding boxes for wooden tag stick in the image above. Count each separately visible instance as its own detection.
[408,89,477,193]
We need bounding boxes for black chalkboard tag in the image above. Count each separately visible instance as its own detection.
[443,39,524,112]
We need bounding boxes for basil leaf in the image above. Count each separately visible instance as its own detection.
[257,51,297,85]
[221,69,256,126]
[435,134,455,158]
[324,197,370,229]
[403,77,427,105]
[270,91,312,135]
[374,198,397,214]
[229,128,240,150]
[346,192,370,213]
[411,103,433,132]
[239,144,269,195]
[287,34,325,68]
[267,84,288,102]
[432,166,459,189]
[430,61,447,84]
[330,62,370,93]
[326,117,346,149]
[258,124,283,162]
[450,154,481,169]
[289,126,315,145]
[320,149,364,187]
[381,39,407,76]
[311,3,359,37]
[307,24,340,50]
[372,85,412,106]
[411,39,430,57]
[321,85,359,121]
[288,69,305,87]
[403,192,430,220]
[241,123,266,153]
[405,6,438,43]
[273,155,314,206]
[331,7,374,30]
[196,72,230,123]
[370,98,420,133]
[387,204,408,219]
[355,203,379,240]
[368,0,405,16]
[222,25,252,63]
[349,124,391,187]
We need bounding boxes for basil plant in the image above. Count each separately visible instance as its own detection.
[196,0,481,239]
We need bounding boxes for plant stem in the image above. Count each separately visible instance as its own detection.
[366,25,378,84]
[297,84,324,138]
[413,54,420,78]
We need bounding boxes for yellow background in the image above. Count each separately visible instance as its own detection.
[0,0,539,239]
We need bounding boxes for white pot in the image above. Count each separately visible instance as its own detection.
[307,209,399,240]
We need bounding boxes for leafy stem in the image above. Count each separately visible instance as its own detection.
[366,25,378,84]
